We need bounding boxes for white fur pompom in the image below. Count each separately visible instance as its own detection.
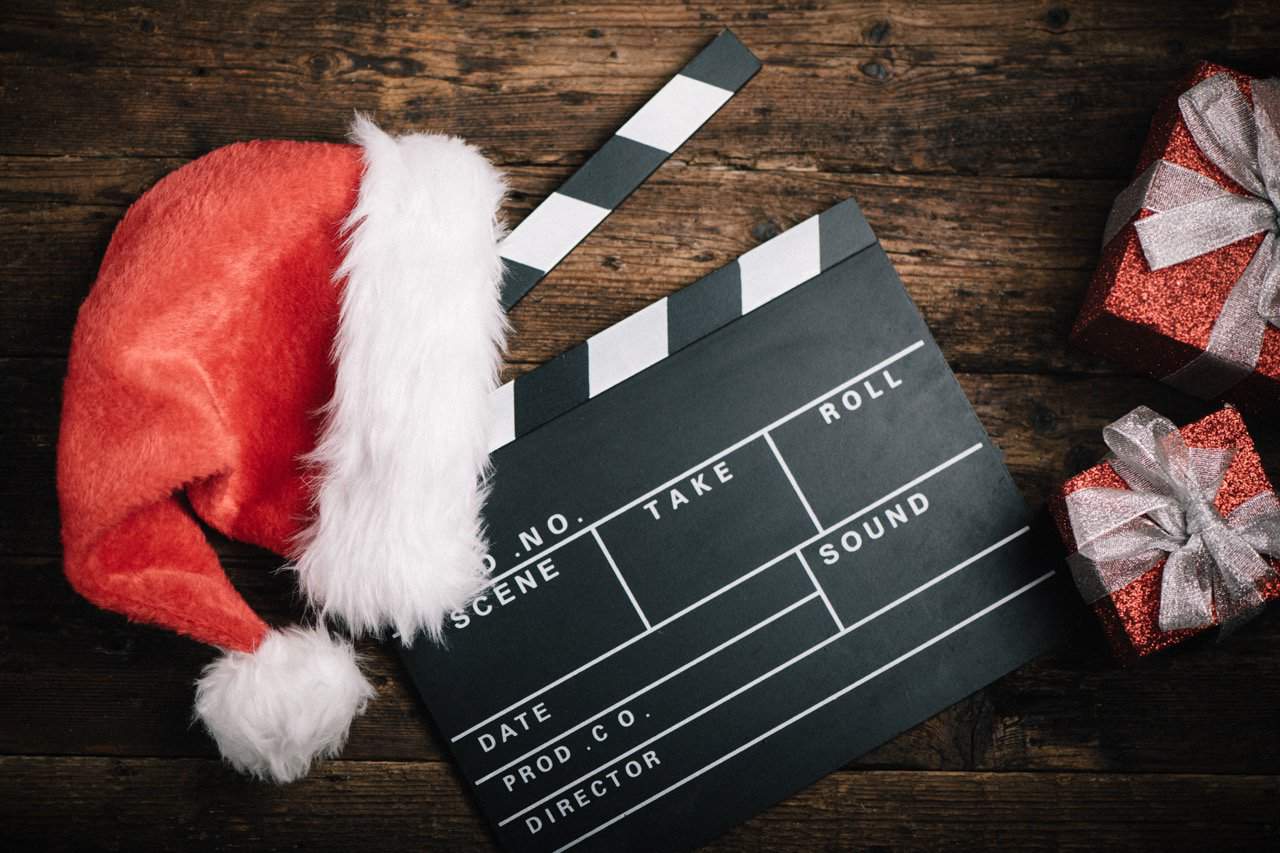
[194,626,375,783]
[293,115,507,643]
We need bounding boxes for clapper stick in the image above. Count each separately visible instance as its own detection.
[498,29,760,311]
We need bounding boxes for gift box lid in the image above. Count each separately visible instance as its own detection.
[1051,406,1274,554]
[1050,406,1280,658]
[1071,62,1277,393]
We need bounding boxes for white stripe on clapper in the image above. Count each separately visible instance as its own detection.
[616,74,735,153]
[587,299,669,397]
[499,192,611,274]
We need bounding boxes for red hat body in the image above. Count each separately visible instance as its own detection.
[58,121,507,782]
[59,140,364,652]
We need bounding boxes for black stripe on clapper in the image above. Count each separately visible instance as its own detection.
[819,199,875,271]
[558,136,669,211]
[513,343,591,438]
[667,262,742,354]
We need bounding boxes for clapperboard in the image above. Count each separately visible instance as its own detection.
[402,30,1076,853]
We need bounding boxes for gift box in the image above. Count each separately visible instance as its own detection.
[1049,406,1280,658]
[1073,62,1280,415]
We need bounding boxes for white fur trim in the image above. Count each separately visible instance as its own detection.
[294,115,507,643]
[194,626,374,783]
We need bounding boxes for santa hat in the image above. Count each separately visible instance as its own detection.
[56,116,507,782]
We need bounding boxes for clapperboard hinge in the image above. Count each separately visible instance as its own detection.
[489,32,881,452]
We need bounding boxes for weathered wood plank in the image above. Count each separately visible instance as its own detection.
[3,1,1278,177]
[1,757,1275,851]
[713,768,1280,852]
[8,0,1272,70]
[0,158,1122,372]
[0,757,492,852]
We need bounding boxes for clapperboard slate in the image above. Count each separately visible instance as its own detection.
[402,31,1076,853]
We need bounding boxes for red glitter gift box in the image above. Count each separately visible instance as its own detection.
[1073,62,1280,414]
[1049,407,1280,659]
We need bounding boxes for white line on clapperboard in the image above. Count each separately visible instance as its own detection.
[459,436,981,748]
[450,339,926,744]
[590,528,650,630]
[477,524,1028,788]
[497,525,1035,829]
[551,568,1055,852]
[763,431,822,531]
[474,591,821,785]
[795,550,842,630]
[763,431,840,627]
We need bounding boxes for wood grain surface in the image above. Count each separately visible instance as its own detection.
[3,1,1279,850]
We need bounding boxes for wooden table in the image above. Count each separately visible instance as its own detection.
[3,2,1279,850]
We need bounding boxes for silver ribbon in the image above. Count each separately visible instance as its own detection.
[1065,406,1280,633]
[1102,74,1280,398]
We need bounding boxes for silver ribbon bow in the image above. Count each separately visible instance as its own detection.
[1065,406,1280,633]
[1103,74,1280,398]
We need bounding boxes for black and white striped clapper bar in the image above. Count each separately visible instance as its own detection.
[404,28,1074,853]
[497,29,760,311]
